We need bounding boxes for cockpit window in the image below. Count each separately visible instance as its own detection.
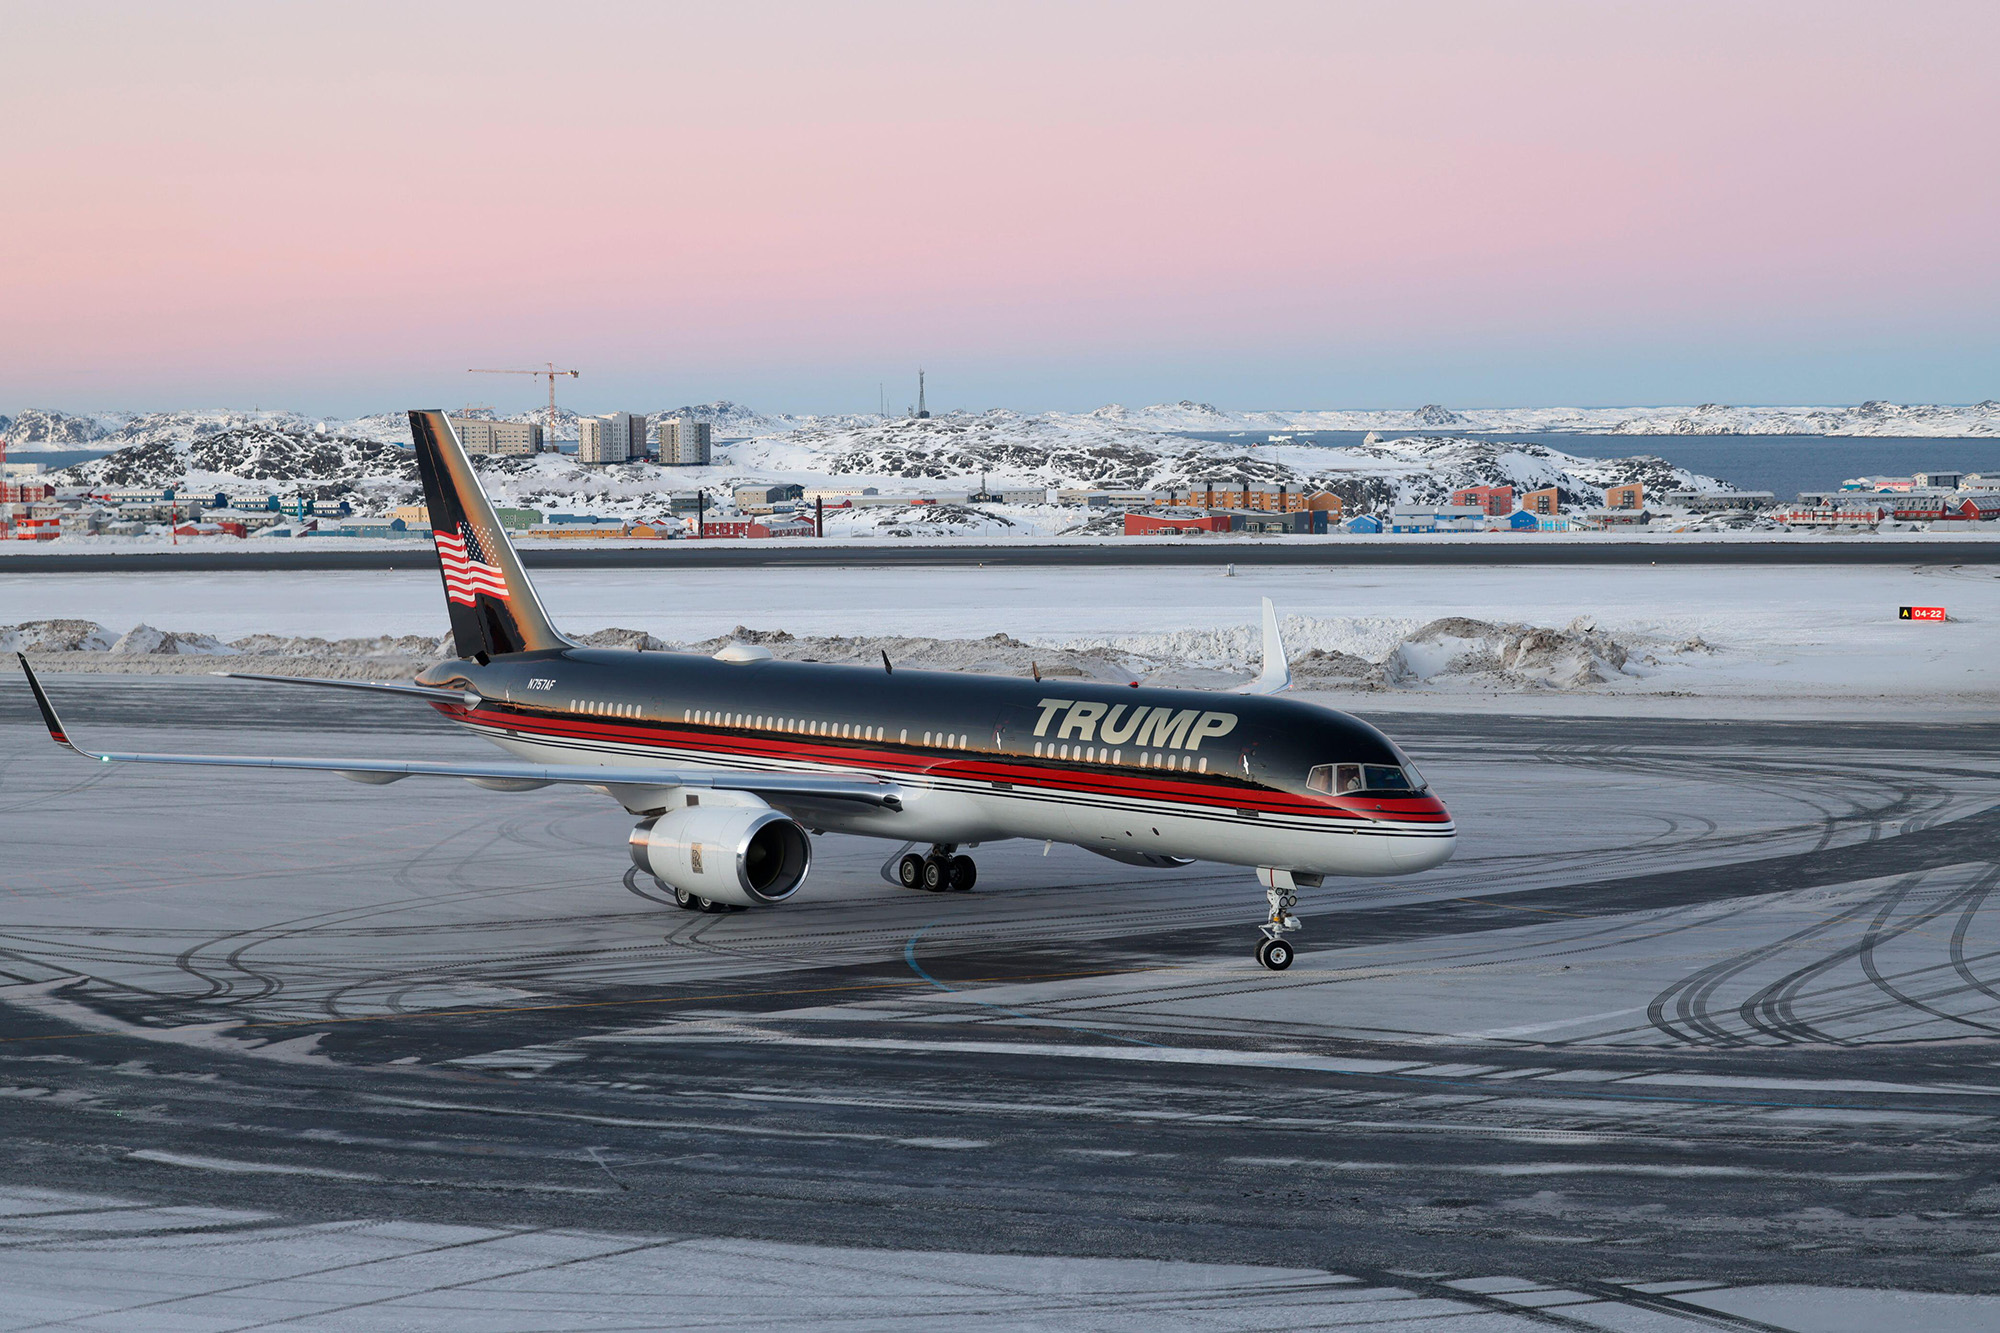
[1307,763,1426,795]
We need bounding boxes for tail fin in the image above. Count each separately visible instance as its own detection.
[408,410,568,660]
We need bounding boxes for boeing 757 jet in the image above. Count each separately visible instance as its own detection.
[19,410,1455,970]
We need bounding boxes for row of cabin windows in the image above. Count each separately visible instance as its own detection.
[679,709,971,751]
[1032,740,1206,772]
[577,703,1194,771]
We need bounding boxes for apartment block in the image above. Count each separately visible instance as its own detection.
[449,417,543,456]
[660,418,712,466]
[579,412,646,466]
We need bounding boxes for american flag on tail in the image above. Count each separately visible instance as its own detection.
[434,523,511,606]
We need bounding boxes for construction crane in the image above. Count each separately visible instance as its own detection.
[468,363,581,430]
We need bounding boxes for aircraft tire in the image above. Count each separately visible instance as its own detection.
[922,858,948,892]
[672,884,702,911]
[898,854,926,890]
[1256,938,1293,971]
[948,856,977,892]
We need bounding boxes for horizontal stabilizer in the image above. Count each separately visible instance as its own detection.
[216,672,475,705]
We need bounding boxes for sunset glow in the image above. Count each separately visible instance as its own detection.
[4,0,1995,413]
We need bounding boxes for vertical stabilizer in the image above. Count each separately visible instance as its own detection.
[408,410,568,660]
[1232,597,1292,695]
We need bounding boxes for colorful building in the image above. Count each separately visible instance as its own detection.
[1449,485,1515,516]
[1125,512,1231,536]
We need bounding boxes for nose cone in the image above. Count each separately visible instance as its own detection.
[1390,816,1456,871]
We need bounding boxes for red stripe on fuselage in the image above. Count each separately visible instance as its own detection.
[434,702,1451,825]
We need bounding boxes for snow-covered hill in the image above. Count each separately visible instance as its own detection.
[59,425,417,502]
[0,409,111,448]
[45,405,1733,522]
[14,397,1995,459]
[1060,400,2000,437]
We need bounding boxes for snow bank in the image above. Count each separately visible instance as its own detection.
[2,614,1690,695]
[108,624,235,656]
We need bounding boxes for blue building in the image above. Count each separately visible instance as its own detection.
[1343,515,1383,534]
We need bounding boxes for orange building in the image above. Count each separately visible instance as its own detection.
[1449,485,1514,516]
[1163,487,1341,516]
[1605,482,1645,510]
[1523,487,1560,516]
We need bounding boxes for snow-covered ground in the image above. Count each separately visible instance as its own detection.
[5,562,1994,717]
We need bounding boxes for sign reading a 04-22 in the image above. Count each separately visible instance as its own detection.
[1899,606,1947,622]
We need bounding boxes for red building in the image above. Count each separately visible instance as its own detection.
[696,516,817,539]
[1,480,54,504]
[1889,493,2000,522]
[1124,512,1231,536]
[10,516,61,540]
[1448,485,1515,516]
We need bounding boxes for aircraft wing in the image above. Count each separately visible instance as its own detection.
[17,655,901,814]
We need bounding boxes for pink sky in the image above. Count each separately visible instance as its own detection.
[3,0,1995,414]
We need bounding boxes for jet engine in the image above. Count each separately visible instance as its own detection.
[628,799,811,907]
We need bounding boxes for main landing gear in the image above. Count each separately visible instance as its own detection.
[670,883,744,914]
[898,844,977,893]
[1254,869,1313,971]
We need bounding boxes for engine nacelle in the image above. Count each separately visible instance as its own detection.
[628,799,811,906]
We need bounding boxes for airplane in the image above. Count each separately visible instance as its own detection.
[17,410,1456,972]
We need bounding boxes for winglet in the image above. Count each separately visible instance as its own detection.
[16,655,89,756]
[1233,597,1292,695]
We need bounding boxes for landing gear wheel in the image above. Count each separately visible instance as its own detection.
[672,884,701,911]
[897,854,926,890]
[948,855,977,892]
[922,858,948,892]
[697,894,732,914]
[1256,937,1293,971]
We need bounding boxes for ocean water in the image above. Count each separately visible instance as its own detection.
[9,448,113,471]
[1175,431,2000,501]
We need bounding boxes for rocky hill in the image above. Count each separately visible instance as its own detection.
[58,425,417,500]
[1,409,109,447]
[1042,400,2000,437]
[45,406,1731,519]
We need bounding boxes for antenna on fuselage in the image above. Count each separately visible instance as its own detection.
[881,650,894,675]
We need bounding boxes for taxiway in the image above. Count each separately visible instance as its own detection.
[2,680,1997,1329]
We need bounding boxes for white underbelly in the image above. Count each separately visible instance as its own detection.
[471,725,1445,875]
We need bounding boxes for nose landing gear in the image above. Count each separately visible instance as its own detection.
[898,844,977,893]
[1257,886,1300,970]
[1254,868,1314,970]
